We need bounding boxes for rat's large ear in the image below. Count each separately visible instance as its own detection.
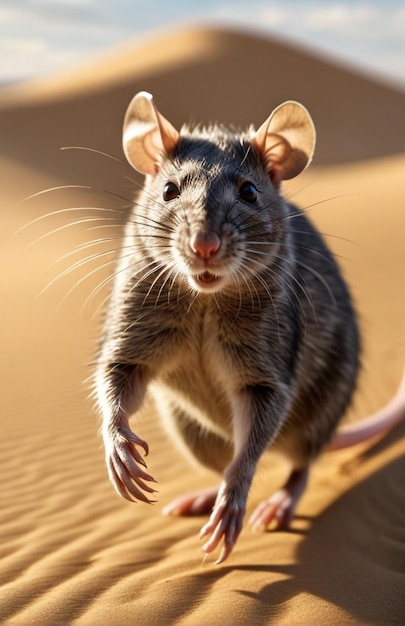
[252,101,315,182]
[123,91,180,176]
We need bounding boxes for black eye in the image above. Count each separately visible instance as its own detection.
[163,181,180,202]
[239,181,257,203]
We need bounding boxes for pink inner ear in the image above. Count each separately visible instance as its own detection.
[142,130,164,174]
[269,168,282,189]
[254,132,290,188]
[156,110,180,154]
[253,130,291,184]
[262,134,291,167]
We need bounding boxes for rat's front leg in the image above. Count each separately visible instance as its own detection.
[96,361,158,503]
[199,462,253,564]
[200,384,289,564]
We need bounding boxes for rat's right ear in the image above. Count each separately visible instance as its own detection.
[123,91,180,176]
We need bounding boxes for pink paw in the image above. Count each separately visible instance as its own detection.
[162,487,218,516]
[199,489,246,564]
[249,489,296,532]
[104,428,158,503]
[248,468,308,532]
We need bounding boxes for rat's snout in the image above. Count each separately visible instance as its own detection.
[190,231,221,260]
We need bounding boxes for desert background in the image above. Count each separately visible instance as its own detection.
[0,16,404,626]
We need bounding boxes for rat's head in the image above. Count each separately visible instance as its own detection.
[122,92,315,296]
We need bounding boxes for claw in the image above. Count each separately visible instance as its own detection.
[116,445,156,483]
[125,430,149,456]
[199,494,244,564]
[105,429,157,504]
[216,544,232,565]
[108,462,133,501]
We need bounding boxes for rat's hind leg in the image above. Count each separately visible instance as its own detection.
[161,406,233,517]
[163,486,219,516]
[248,467,309,532]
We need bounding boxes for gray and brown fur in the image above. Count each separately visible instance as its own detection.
[96,92,361,563]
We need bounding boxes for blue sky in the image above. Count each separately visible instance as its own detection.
[0,0,404,85]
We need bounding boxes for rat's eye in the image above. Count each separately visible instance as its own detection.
[239,181,257,203]
[163,182,180,202]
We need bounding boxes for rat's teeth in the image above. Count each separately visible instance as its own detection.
[189,271,224,292]
[198,271,218,283]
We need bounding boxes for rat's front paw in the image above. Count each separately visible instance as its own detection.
[199,486,246,564]
[104,427,158,503]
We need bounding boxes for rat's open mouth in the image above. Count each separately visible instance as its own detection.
[189,270,225,292]
[196,271,221,285]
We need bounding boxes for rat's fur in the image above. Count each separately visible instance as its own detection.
[96,95,361,562]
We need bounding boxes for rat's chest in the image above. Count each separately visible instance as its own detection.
[150,309,239,436]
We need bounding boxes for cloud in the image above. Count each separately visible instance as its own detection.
[0,0,101,25]
[0,0,403,83]
[1,37,48,55]
[0,0,121,80]
[304,3,405,39]
[211,1,405,82]
[214,1,405,42]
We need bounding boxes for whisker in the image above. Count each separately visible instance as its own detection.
[241,242,319,329]
[284,179,317,201]
[232,267,259,312]
[16,205,125,234]
[60,145,125,165]
[284,194,354,220]
[52,236,124,265]
[130,222,174,237]
[122,259,170,308]
[142,261,174,307]
[241,264,280,337]
[21,217,120,252]
[300,195,351,214]
[38,252,119,305]
[170,268,188,306]
[186,289,200,314]
[224,278,243,325]
[245,241,346,265]
[259,258,316,327]
[129,212,177,233]
[296,259,336,306]
[21,184,133,205]
[155,263,181,306]
[236,143,253,172]
[83,223,124,234]
[39,245,124,295]
[55,256,122,311]
[85,254,160,315]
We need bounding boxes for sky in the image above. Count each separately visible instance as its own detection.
[0,0,404,86]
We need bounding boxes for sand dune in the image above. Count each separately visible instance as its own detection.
[0,25,404,625]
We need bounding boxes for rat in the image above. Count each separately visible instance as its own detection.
[95,91,405,564]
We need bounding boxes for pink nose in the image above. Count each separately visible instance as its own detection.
[190,231,221,259]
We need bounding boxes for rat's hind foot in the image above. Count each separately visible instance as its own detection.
[162,486,218,516]
[249,467,308,532]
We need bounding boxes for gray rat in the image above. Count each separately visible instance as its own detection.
[95,91,404,564]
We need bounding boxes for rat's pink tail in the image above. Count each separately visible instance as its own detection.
[326,369,405,451]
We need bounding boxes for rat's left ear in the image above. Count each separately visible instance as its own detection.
[252,101,316,182]
[123,91,180,176]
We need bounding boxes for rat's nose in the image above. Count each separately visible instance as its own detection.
[190,231,221,259]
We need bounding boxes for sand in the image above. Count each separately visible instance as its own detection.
[0,25,404,625]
